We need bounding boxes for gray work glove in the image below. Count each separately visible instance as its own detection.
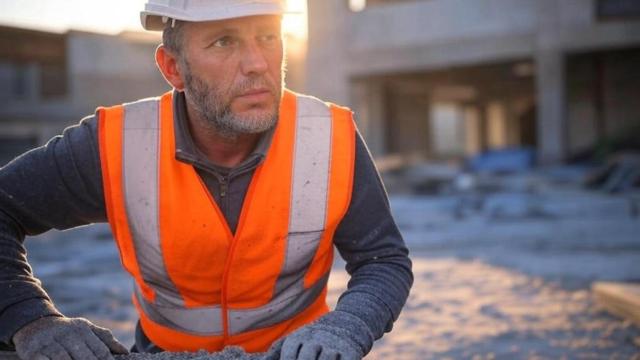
[12,316,129,360]
[280,311,374,360]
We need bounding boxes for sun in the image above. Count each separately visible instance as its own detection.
[282,0,308,39]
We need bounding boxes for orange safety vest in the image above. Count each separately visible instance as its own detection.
[97,89,355,352]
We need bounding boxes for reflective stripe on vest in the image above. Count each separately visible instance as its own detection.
[119,93,334,336]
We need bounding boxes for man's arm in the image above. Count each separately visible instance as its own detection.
[0,116,107,346]
[331,130,413,342]
[280,131,413,359]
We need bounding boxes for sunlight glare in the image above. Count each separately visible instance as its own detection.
[0,0,308,39]
[283,0,308,39]
[349,0,367,12]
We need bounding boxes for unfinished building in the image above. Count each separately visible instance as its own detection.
[0,25,170,165]
[306,0,640,164]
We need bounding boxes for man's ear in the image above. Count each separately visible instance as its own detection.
[155,44,186,91]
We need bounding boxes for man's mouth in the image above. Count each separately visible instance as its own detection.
[236,88,272,101]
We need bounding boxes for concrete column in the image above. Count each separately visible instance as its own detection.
[367,81,388,157]
[305,0,350,105]
[506,99,522,147]
[536,0,567,164]
[25,62,41,103]
[463,105,482,156]
[350,79,387,157]
[487,101,508,149]
[536,51,567,164]
[478,102,489,152]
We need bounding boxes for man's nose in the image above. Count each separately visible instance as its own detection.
[240,41,269,76]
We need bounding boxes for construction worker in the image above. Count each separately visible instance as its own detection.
[0,1,412,359]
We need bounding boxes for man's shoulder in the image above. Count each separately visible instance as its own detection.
[286,89,352,116]
[98,92,172,112]
[289,90,325,104]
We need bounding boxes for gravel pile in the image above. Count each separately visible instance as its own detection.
[0,346,280,360]
[115,345,280,360]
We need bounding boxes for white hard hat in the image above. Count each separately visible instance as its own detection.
[141,0,286,31]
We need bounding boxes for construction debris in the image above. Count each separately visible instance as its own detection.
[585,152,640,193]
[116,347,265,359]
[593,281,640,327]
[0,346,280,360]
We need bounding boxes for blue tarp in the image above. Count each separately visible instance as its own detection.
[467,148,536,173]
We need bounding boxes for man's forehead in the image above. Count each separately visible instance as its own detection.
[185,14,282,33]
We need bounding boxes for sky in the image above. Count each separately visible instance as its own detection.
[0,0,308,38]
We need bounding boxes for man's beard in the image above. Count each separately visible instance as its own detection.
[182,60,281,139]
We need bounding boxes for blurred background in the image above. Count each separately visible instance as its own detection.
[1,0,640,358]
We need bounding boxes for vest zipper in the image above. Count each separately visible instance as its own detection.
[194,174,234,341]
[218,175,230,342]
[219,177,230,228]
[219,166,264,344]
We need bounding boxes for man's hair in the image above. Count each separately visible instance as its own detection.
[162,20,185,55]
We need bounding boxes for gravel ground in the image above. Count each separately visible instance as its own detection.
[363,255,640,359]
[115,347,276,360]
[0,347,274,360]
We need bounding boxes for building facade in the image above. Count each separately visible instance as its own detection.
[0,26,170,165]
[306,0,640,164]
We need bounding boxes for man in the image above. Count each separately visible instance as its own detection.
[0,1,413,359]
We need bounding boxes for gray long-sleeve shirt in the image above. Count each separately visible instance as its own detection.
[0,91,413,351]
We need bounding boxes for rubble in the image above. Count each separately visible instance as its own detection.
[0,346,279,360]
[585,152,640,193]
[115,346,278,360]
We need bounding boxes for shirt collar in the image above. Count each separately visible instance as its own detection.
[172,89,275,174]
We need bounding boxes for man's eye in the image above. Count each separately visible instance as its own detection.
[212,36,237,48]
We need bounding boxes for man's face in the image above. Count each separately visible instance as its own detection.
[177,15,284,137]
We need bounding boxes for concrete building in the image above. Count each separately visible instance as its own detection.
[0,25,169,165]
[306,0,640,164]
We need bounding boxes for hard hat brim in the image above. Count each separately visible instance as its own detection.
[140,3,292,31]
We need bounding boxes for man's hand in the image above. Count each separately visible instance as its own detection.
[12,316,129,360]
[280,311,374,360]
